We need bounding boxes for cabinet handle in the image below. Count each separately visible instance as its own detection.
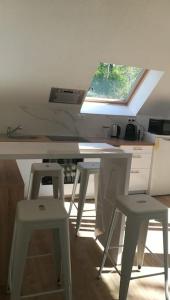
[131,170,140,174]
[132,154,141,158]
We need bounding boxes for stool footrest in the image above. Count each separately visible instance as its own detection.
[145,245,164,266]
[131,271,165,280]
[27,252,53,259]
[101,244,165,278]
[21,288,64,298]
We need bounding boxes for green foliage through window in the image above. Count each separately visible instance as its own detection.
[86,63,144,101]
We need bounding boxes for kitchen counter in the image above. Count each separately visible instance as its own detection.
[0,135,154,145]
[0,141,127,159]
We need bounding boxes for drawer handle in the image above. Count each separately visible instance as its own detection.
[132,155,141,158]
[131,170,140,174]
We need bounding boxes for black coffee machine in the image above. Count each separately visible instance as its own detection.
[124,119,138,140]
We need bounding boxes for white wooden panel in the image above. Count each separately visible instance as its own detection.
[129,169,150,192]
[149,138,170,195]
[120,145,153,154]
[131,153,152,169]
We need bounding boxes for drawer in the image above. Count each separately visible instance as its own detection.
[120,145,153,154]
[129,169,150,191]
[131,153,152,169]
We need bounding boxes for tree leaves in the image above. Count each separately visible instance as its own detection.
[88,63,143,100]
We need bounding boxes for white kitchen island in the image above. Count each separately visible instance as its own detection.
[0,141,132,263]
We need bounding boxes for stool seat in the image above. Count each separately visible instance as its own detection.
[31,162,63,175]
[8,199,72,300]
[117,194,167,217]
[28,162,64,201]
[98,194,169,300]
[17,199,68,223]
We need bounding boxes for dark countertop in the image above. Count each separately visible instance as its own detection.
[47,136,89,142]
[86,137,154,146]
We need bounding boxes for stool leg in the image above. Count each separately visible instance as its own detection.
[27,172,33,200]
[137,220,149,269]
[30,173,41,199]
[52,176,59,199]
[75,170,89,235]
[98,207,117,278]
[8,221,17,291]
[60,220,72,300]
[9,221,31,300]
[119,217,141,300]
[53,229,61,283]
[69,168,80,215]
[58,169,64,203]
[162,212,169,300]
[94,173,99,210]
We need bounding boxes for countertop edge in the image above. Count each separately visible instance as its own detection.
[0,135,154,146]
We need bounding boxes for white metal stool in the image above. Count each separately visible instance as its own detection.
[69,161,100,234]
[98,194,169,300]
[8,199,72,300]
[28,163,64,201]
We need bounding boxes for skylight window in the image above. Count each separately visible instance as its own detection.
[85,63,147,104]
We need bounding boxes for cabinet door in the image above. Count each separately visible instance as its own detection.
[121,145,153,154]
[129,169,150,191]
[120,145,153,192]
[131,153,152,169]
[149,138,170,195]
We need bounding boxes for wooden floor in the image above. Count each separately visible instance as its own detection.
[1,195,170,300]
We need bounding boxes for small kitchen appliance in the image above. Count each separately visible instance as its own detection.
[124,119,138,140]
[148,118,170,135]
[111,124,121,138]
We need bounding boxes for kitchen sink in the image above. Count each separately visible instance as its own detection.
[47,136,89,142]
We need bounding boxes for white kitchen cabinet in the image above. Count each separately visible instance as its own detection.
[120,145,153,193]
[146,135,170,195]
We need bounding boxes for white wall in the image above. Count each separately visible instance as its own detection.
[0,1,170,119]
[0,103,135,138]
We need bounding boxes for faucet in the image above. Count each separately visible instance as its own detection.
[7,125,22,137]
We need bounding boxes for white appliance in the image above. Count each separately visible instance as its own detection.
[145,132,170,195]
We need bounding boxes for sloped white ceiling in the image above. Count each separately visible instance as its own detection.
[0,0,170,116]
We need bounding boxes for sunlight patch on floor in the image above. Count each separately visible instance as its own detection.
[99,267,167,300]
[36,187,170,257]
[68,200,96,238]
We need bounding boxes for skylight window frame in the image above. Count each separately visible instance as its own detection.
[85,68,149,105]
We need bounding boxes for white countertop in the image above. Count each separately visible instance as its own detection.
[0,142,131,159]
